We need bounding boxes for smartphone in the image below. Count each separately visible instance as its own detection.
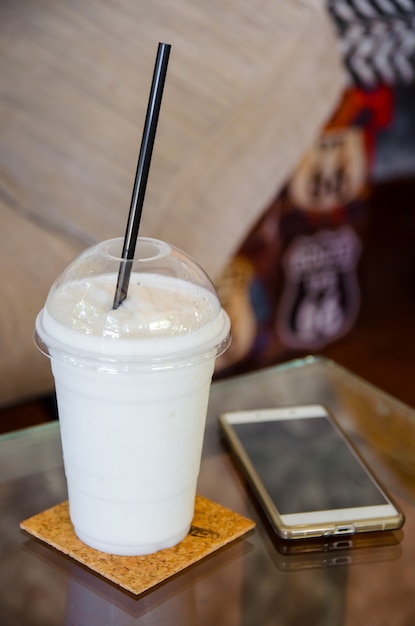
[219,405,405,540]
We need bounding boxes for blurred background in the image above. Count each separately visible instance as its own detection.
[1,0,414,432]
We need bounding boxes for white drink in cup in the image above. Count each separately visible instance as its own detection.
[35,237,231,556]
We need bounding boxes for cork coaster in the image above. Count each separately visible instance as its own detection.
[20,496,255,596]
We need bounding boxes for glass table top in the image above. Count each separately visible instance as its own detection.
[1,356,415,625]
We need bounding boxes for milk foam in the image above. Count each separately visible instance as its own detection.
[38,273,230,360]
[47,272,216,337]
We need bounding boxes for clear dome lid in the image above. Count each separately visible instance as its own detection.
[35,237,231,364]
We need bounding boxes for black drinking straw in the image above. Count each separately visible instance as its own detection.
[113,42,171,309]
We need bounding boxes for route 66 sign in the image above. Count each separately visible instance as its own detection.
[288,127,367,212]
[277,227,361,349]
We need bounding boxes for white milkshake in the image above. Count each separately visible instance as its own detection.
[35,238,230,555]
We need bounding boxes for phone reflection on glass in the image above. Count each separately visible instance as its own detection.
[269,528,403,571]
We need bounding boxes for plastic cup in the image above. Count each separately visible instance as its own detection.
[35,237,231,556]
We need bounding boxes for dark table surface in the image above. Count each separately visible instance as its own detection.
[1,356,415,625]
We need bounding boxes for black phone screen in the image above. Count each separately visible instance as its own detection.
[231,416,388,515]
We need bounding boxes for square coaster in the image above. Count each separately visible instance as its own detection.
[20,496,255,596]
